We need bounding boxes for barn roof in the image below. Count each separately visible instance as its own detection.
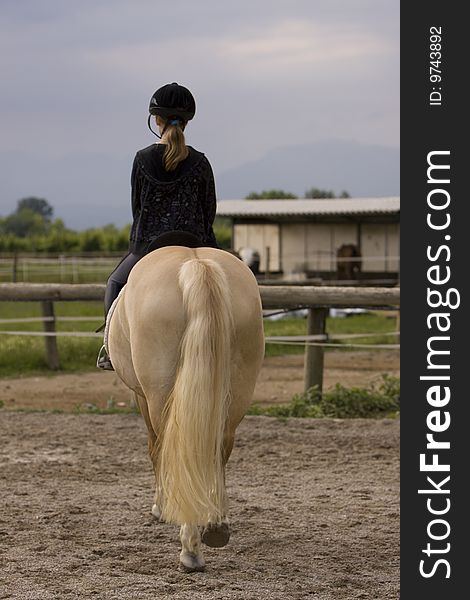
[216,197,400,217]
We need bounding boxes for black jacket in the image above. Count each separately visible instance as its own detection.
[128,144,218,255]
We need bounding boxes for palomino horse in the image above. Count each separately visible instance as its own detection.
[108,246,265,571]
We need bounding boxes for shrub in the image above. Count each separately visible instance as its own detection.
[248,375,400,419]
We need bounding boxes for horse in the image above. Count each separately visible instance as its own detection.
[107,245,265,572]
[238,247,261,275]
[336,244,362,280]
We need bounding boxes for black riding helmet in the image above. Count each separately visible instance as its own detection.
[148,82,196,137]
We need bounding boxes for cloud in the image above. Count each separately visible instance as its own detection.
[0,0,399,217]
[64,14,392,89]
[219,19,391,74]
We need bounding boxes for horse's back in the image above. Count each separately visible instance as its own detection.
[128,246,262,325]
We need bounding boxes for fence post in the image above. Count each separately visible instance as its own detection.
[41,301,60,370]
[72,257,79,283]
[12,253,18,283]
[304,307,328,393]
[265,246,271,279]
[59,255,65,283]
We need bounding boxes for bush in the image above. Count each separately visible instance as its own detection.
[0,223,131,253]
[248,375,400,419]
[213,218,232,249]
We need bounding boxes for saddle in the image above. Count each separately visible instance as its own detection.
[146,231,204,253]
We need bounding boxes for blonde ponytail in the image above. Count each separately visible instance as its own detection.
[163,123,189,171]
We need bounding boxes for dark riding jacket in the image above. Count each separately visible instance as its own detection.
[129,144,218,255]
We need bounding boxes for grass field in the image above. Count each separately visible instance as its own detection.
[0,256,121,284]
[0,301,398,377]
[263,312,398,356]
[0,302,103,376]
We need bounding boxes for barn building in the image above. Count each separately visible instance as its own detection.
[217,197,400,282]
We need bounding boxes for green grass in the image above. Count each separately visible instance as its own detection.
[264,313,398,355]
[0,303,398,377]
[0,301,103,376]
[0,300,103,325]
[72,404,140,415]
[248,374,400,419]
[7,404,140,415]
[0,258,120,284]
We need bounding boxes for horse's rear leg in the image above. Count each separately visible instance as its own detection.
[179,524,205,572]
[133,392,162,519]
[133,392,156,450]
[200,432,233,548]
[201,518,230,548]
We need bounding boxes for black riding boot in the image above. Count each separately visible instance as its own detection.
[96,252,142,372]
[96,279,124,371]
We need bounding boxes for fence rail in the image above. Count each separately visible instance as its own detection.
[0,283,400,391]
[0,283,400,306]
[0,252,400,284]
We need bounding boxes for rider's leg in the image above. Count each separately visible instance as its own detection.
[104,252,142,316]
[97,253,142,370]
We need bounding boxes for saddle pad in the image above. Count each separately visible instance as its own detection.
[104,285,126,353]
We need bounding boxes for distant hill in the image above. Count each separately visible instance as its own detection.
[216,139,399,199]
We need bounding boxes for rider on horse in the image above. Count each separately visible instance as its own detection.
[97,83,219,370]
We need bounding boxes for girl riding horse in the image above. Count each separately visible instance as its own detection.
[100,84,265,572]
[98,82,218,370]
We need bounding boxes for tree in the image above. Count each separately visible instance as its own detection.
[0,196,55,239]
[16,197,54,221]
[1,208,48,238]
[304,187,351,199]
[80,229,105,252]
[245,189,298,200]
[213,217,232,249]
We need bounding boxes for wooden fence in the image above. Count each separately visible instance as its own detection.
[0,283,400,392]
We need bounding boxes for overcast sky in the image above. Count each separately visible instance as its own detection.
[0,0,399,225]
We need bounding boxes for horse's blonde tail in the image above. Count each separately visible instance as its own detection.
[155,258,233,526]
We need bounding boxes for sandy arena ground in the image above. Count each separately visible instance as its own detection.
[0,412,399,600]
[0,351,399,598]
[0,351,399,412]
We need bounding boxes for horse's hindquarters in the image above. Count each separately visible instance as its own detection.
[117,247,264,424]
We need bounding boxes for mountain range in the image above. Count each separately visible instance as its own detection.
[217,139,399,199]
[0,139,399,229]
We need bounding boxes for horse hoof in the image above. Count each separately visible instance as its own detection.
[179,551,205,573]
[151,504,161,520]
[201,521,230,548]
